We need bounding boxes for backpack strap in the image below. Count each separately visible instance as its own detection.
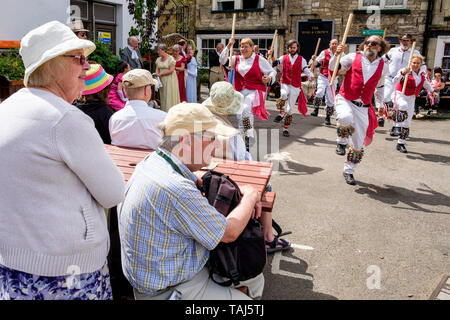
[209,245,240,287]
[272,219,292,237]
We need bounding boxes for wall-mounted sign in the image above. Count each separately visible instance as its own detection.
[297,20,334,61]
[98,32,111,44]
[362,29,385,36]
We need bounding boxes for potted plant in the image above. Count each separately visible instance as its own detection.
[0,47,25,101]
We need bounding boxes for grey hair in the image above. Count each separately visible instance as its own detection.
[127,36,138,45]
[172,44,181,52]
[157,43,168,52]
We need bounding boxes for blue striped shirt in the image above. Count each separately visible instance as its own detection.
[118,149,227,295]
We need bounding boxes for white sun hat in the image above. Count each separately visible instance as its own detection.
[202,81,243,116]
[20,20,96,86]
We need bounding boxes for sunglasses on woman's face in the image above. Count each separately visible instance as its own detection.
[62,54,86,65]
[365,41,380,46]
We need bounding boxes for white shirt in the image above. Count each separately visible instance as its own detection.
[219,47,276,84]
[109,100,166,150]
[127,45,140,60]
[329,52,389,108]
[309,49,343,69]
[384,46,425,78]
[392,69,433,93]
[277,53,313,80]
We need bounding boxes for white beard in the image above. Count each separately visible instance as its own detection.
[401,45,409,51]
[364,48,377,59]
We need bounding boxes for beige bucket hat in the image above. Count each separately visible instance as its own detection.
[202,81,243,115]
[20,20,96,86]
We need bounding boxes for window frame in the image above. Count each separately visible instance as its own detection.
[357,0,408,10]
[93,2,116,24]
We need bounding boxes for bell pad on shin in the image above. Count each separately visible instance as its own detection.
[284,114,293,126]
[346,148,364,164]
[400,127,409,140]
[395,110,408,123]
[276,98,287,110]
[337,125,355,138]
[242,117,252,131]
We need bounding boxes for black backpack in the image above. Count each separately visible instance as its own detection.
[201,170,267,287]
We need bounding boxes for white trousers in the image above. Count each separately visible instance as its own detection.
[280,83,300,115]
[315,74,336,107]
[395,92,415,144]
[335,95,369,174]
[383,76,395,103]
[237,88,265,138]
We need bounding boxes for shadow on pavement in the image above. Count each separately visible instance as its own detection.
[262,251,338,300]
[385,136,450,146]
[354,181,450,215]
[406,151,450,165]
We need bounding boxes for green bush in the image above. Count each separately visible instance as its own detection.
[88,40,120,75]
[199,68,209,84]
[0,48,25,80]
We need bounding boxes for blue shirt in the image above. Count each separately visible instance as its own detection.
[118,149,227,295]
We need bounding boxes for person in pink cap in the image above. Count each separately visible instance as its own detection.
[108,61,130,112]
[77,63,115,143]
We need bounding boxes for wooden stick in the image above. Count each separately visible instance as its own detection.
[330,13,353,86]
[267,29,278,62]
[382,28,387,40]
[229,13,237,68]
[310,38,321,72]
[402,41,416,94]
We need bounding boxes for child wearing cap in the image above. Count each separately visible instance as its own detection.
[77,64,115,144]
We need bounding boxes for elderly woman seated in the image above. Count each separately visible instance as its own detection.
[0,21,125,300]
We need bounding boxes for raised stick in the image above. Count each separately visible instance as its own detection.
[267,29,278,62]
[229,13,237,68]
[402,41,416,94]
[330,13,353,86]
[382,28,387,40]
[310,38,321,72]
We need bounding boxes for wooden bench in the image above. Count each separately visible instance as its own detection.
[104,144,276,212]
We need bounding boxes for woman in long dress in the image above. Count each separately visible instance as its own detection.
[172,44,187,102]
[155,43,180,112]
[185,45,198,102]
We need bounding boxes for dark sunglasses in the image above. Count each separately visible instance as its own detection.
[77,32,87,37]
[62,54,86,65]
[365,41,380,46]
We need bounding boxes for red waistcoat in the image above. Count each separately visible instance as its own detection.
[320,49,331,77]
[233,54,266,92]
[280,54,303,88]
[339,52,384,105]
[396,73,425,97]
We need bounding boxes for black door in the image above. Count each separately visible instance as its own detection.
[297,20,334,61]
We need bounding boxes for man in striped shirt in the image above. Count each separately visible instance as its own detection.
[118,103,264,300]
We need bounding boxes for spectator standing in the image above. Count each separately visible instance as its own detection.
[173,44,187,102]
[430,67,445,112]
[0,21,124,300]
[209,43,226,88]
[118,102,264,300]
[120,36,144,70]
[109,69,166,150]
[109,61,130,112]
[77,64,114,144]
[186,45,198,102]
[155,43,180,112]
[67,19,89,40]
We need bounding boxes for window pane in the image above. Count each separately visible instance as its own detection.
[208,39,215,48]
[442,57,450,70]
[94,3,115,23]
[218,1,234,10]
[444,43,450,56]
[243,0,261,9]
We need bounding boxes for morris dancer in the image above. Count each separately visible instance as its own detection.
[309,39,341,125]
[272,40,314,137]
[329,36,389,185]
[391,54,437,153]
[220,38,276,149]
[382,33,423,132]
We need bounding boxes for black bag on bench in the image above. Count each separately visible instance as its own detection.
[200,170,266,286]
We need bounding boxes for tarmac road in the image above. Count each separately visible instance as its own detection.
[232,98,449,300]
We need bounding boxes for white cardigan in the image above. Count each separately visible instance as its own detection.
[0,88,125,276]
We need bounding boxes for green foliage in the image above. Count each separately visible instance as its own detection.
[127,0,160,56]
[199,68,209,84]
[0,48,25,80]
[88,40,120,75]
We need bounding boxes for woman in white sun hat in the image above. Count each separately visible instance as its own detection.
[203,81,291,254]
[0,21,125,300]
